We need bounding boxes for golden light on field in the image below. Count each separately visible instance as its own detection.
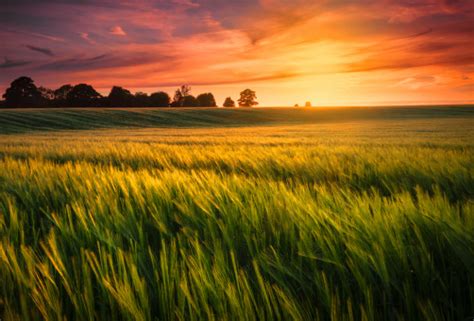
[1,106,473,319]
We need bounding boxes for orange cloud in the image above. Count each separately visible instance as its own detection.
[109,26,126,36]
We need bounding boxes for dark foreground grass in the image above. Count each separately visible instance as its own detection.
[0,106,473,321]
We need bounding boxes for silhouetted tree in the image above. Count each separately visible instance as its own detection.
[66,84,102,107]
[223,97,235,107]
[196,93,217,107]
[238,89,258,107]
[170,100,180,107]
[37,86,55,107]
[2,76,266,110]
[150,92,170,107]
[108,86,134,107]
[50,85,73,107]
[134,92,150,107]
[182,95,199,107]
[97,97,109,107]
[179,85,191,97]
[54,85,73,101]
[38,87,54,101]
[3,76,43,107]
[173,91,181,106]
[172,85,191,107]
[149,91,170,107]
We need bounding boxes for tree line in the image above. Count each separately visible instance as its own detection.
[0,76,259,108]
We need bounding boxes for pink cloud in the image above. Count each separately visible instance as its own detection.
[109,26,126,36]
[79,32,96,44]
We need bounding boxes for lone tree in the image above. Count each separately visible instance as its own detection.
[223,97,235,107]
[149,91,170,107]
[196,93,217,107]
[305,101,312,107]
[3,76,43,107]
[66,84,102,107]
[238,89,258,107]
[108,86,134,107]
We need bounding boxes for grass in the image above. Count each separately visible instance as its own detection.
[0,106,473,320]
[0,105,472,134]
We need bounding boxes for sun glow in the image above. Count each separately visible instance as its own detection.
[0,0,472,105]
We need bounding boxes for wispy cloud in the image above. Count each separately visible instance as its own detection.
[12,30,66,42]
[37,54,110,71]
[0,57,31,69]
[25,45,55,56]
[79,32,95,44]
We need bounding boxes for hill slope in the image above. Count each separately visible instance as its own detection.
[0,105,473,134]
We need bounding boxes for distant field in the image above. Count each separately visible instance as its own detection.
[0,106,473,321]
[0,105,473,134]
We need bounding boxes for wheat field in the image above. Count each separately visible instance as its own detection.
[0,107,473,321]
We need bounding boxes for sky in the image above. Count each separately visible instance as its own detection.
[0,0,473,106]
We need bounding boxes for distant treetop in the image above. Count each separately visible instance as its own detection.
[2,76,43,108]
[197,93,217,107]
[223,97,235,108]
[238,89,258,107]
[67,84,102,107]
[108,86,134,107]
[54,85,73,102]
[149,91,170,107]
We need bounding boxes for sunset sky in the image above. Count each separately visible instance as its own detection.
[0,0,473,106]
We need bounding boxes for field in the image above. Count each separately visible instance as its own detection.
[0,106,473,321]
